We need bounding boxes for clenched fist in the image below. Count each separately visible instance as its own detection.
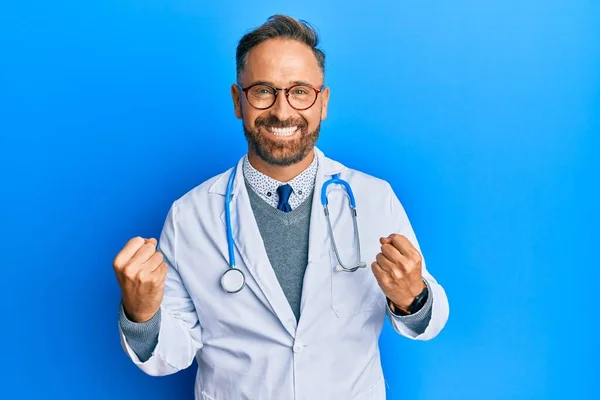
[113,236,168,323]
[371,234,426,314]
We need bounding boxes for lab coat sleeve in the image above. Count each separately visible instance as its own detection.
[385,184,450,340]
[119,202,203,376]
[118,301,161,362]
[386,278,433,335]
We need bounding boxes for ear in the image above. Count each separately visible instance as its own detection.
[320,86,330,121]
[231,84,243,119]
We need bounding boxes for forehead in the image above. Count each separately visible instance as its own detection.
[241,38,323,86]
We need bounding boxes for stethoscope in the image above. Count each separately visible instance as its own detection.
[221,166,367,293]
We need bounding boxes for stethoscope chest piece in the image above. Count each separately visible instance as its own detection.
[221,268,245,293]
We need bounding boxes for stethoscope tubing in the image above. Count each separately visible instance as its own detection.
[222,166,366,293]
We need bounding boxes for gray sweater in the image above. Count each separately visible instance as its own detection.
[119,180,433,362]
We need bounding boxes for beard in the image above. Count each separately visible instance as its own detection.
[243,114,320,167]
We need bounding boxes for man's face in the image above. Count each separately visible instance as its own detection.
[231,39,330,166]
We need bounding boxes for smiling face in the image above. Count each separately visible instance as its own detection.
[231,38,330,166]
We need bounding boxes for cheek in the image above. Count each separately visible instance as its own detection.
[303,110,321,129]
[241,108,261,128]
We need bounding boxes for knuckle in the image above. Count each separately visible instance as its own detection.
[126,236,144,249]
[128,237,146,252]
[397,257,408,268]
[380,275,392,287]
[156,262,167,274]
[371,262,380,274]
[408,257,420,270]
[122,264,138,279]
[391,268,403,281]
[113,258,124,270]
[413,251,422,263]
[392,257,403,268]
[123,271,136,284]
[114,255,130,271]
[152,274,166,286]
[135,268,150,283]
[397,235,409,247]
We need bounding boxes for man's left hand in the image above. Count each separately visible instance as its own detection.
[371,233,426,313]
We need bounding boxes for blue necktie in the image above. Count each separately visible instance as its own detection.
[277,184,293,212]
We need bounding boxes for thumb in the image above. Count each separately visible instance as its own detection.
[380,236,392,245]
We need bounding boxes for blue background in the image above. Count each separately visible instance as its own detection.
[1,1,598,399]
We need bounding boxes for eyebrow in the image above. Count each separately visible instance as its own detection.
[247,80,321,88]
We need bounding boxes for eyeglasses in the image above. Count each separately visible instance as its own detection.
[237,82,323,111]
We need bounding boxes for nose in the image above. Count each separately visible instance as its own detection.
[269,89,295,120]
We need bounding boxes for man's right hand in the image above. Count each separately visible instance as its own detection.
[113,236,168,323]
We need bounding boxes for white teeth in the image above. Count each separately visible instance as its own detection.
[267,126,298,136]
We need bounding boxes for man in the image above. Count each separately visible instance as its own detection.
[113,15,449,400]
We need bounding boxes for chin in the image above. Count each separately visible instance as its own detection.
[243,123,320,167]
[258,148,308,167]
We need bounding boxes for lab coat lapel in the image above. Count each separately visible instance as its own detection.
[218,157,298,338]
[299,148,346,318]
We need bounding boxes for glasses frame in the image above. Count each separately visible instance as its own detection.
[237,82,324,111]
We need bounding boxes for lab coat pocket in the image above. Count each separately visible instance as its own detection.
[330,247,378,318]
[198,359,270,400]
[353,374,384,400]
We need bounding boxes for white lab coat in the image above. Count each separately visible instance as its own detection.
[119,147,449,400]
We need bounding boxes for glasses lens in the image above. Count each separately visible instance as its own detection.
[288,86,317,110]
[246,85,276,109]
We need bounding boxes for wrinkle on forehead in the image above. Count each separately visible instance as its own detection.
[241,38,323,87]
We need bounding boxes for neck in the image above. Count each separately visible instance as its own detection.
[247,149,315,182]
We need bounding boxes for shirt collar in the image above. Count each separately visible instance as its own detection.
[242,152,319,201]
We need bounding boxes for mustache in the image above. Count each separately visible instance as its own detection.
[255,115,307,129]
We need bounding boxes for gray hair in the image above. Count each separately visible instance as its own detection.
[236,15,326,78]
